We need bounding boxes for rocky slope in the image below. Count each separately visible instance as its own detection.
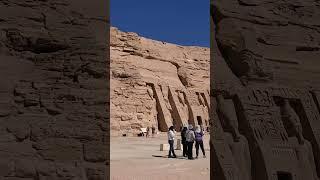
[110,27,210,136]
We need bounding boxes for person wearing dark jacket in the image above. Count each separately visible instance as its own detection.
[181,126,188,157]
[194,125,206,158]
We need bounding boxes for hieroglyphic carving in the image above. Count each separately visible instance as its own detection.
[270,88,320,178]
[211,0,320,178]
[227,88,312,180]
[238,88,286,143]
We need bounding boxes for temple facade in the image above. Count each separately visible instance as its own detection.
[211,0,320,179]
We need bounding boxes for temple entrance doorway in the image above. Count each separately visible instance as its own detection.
[197,116,203,126]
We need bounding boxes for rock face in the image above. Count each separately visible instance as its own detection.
[110,27,210,136]
[0,1,108,180]
[211,0,320,180]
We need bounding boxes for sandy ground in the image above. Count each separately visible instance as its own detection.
[110,133,210,180]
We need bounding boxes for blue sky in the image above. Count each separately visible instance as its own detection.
[110,0,210,47]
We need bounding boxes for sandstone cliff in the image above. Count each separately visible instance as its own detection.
[110,27,210,136]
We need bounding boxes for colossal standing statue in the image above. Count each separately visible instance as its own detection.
[281,99,319,180]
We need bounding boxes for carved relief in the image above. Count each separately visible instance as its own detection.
[147,84,158,130]
[279,98,319,180]
[211,1,320,179]
[215,18,273,86]
[184,89,210,129]
[168,87,188,130]
[148,83,209,132]
[281,99,304,144]
[215,94,252,180]
[152,84,173,131]
[217,94,241,142]
[238,49,272,84]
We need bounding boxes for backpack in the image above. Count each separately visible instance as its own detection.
[195,131,203,141]
[186,130,195,142]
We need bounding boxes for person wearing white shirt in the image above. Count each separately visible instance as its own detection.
[167,126,177,158]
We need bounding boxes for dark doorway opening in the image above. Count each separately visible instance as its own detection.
[197,116,202,126]
[277,172,292,180]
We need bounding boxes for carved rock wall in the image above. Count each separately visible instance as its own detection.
[211,0,320,180]
[110,27,210,136]
[0,0,108,179]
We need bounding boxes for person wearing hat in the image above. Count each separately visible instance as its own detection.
[185,124,195,160]
[181,125,188,157]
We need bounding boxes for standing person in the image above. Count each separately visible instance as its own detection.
[186,124,195,160]
[195,125,206,158]
[151,126,156,138]
[181,126,188,157]
[168,126,177,158]
[146,127,150,138]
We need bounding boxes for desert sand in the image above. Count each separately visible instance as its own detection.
[110,133,210,180]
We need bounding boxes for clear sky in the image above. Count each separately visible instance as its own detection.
[110,0,210,47]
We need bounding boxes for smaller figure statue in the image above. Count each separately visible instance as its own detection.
[281,99,304,144]
[216,94,252,180]
[216,94,241,142]
[281,99,319,180]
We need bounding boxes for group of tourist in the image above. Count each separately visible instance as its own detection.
[167,124,206,160]
[143,126,156,138]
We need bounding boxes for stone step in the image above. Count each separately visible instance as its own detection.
[160,143,169,151]
[160,141,183,151]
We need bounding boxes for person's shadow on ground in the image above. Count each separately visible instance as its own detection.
[152,155,186,159]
